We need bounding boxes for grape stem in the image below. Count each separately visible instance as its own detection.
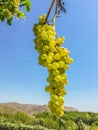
[45,0,55,23]
[45,0,59,28]
[52,2,58,27]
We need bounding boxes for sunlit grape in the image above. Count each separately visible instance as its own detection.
[49,41,56,47]
[66,57,74,64]
[52,69,60,76]
[58,96,64,104]
[48,52,54,57]
[47,64,52,70]
[50,94,58,101]
[55,75,61,82]
[58,61,65,68]
[52,62,59,69]
[42,45,49,52]
[46,56,52,63]
[41,54,47,60]
[54,53,61,60]
[45,86,52,92]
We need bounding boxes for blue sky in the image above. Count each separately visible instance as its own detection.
[0,0,98,112]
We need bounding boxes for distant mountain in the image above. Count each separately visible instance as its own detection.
[0,102,77,115]
[0,104,18,114]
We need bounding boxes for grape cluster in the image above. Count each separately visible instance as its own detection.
[33,14,73,117]
[0,0,31,25]
[0,0,20,24]
[8,0,20,14]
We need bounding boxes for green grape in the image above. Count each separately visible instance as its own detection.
[36,42,43,49]
[54,53,61,60]
[45,86,52,92]
[8,0,20,13]
[43,34,49,40]
[60,49,68,57]
[41,54,47,60]
[59,68,65,73]
[46,56,52,63]
[61,78,67,85]
[50,94,58,101]
[58,96,64,104]
[42,45,49,52]
[56,109,64,117]
[50,47,57,52]
[47,64,52,70]
[38,56,46,66]
[49,41,56,47]
[38,13,46,23]
[52,62,59,69]
[58,61,65,68]
[61,73,67,79]
[38,16,42,22]
[48,52,54,57]
[52,69,60,76]
[56,37,64,45]
[47,75,54,83]
[66,57,74,64]
[47,30,54,36]
[54,101,59,107]
[3,8,12,20]
[61,37,65,42]
[64,64,69,70]
[0,0,31,25]
[55,88,66,96]
[33,14,73,117]
[55,75,62,82]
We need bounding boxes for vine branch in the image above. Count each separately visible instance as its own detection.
[45,0,55,23]
[44,0,66,26]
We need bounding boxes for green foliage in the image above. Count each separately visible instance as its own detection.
[64,120,78,130]
[62,111,98,125]
[0,0,31,25]
[0,111,98,129]
[92,121,98,126]
[33,112,55,119]
[88,113,98,125]
[89,121,98,130]
[0,123,50,130]
[77,119,86,130]
[89,125,98,130]
[14,112,33,125]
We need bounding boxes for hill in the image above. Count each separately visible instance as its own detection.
[0,102,77,115]
[0,104,19,114]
